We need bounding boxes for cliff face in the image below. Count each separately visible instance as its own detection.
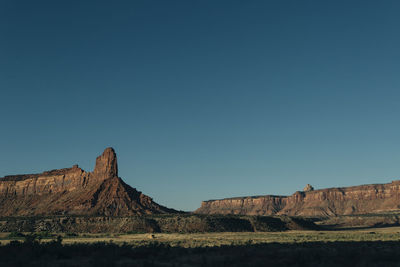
[0,148,176,216]
[195,182,400,216]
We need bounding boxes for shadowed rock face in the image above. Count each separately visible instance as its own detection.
[195,181,400,216]
[0,148,176,216]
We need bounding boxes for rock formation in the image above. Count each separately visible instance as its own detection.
[0,148,176,216]
[303,184,314,192]
[195,181,400,216]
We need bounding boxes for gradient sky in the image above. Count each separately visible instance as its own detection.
[1,1,400,211]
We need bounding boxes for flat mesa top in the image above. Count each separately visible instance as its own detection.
[0,166,82,182]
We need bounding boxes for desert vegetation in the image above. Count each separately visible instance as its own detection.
[2,228,400,266]
[0,214,318,233]
[3,227,400,246]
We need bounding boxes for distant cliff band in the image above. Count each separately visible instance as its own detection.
[195,181,400,216]
[2,148,400,217]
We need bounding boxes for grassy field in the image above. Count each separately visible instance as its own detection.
[2,226,400,247]
[2,228,400,266]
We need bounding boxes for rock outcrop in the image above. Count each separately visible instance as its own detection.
[93,147,118,180]
[0,148,177,216]
[195,181,400,216]
[303,184,314,192]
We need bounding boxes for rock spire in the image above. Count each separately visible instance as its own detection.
[93,147,118,179]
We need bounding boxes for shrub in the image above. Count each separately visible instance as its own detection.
[65,232,78,237]
[7,232,25,239]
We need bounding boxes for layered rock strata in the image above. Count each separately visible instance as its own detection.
[0,148,176,216]
[195,181,400,216]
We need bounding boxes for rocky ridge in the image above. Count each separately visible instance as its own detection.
[195,181,400,216]
[0,148,176,216]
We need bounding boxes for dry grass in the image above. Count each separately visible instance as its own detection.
[2,228,400,266]
[2,226,400,247]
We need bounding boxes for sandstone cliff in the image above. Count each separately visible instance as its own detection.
[195,182,400,216]
[0,148,176,216]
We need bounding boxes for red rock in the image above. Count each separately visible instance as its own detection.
[0,148,176,216]
[93,147,118,180]
[303,184,314,192]
[195,181,400,216]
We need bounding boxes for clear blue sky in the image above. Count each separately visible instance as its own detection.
[1,1,400,211]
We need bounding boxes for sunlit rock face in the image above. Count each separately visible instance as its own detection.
[303,184,314,192]
[93,147,118,180]
[0,148,176,216]
[195,181,400,216]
